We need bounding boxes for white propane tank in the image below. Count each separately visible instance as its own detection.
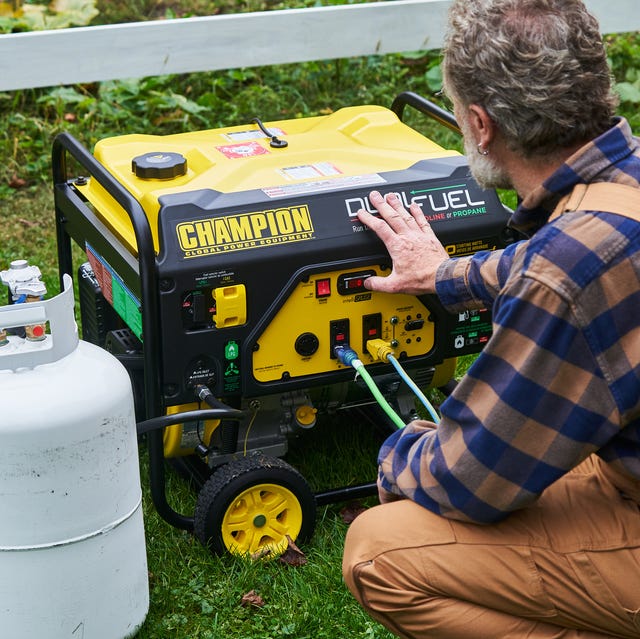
[0,273,149,638]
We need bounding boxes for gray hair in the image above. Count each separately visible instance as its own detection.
[442,0,618,158]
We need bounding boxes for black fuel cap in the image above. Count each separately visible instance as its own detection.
[132,151,187,179]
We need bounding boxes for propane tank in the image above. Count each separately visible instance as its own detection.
[0,270,149,638]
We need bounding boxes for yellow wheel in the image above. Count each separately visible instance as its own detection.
[220,483,303,556]
[194,455,316,557]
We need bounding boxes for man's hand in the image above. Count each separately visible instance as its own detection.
[357,190,449,295]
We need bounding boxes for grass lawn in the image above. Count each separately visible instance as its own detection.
[135,414,393,639]
[1,3,639,637]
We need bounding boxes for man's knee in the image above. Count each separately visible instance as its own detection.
[342,500,455,599]
[342,501,408,583]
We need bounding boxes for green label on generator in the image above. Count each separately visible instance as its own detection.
[85,244,142,339]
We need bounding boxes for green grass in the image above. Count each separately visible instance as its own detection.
[2,4,640,637]
[136,413,392,639]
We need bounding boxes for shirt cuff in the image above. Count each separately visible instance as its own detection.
[435,257,476,310]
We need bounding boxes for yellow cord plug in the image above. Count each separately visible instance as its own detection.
[366,338,394,362]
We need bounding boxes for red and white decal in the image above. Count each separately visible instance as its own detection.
[216,141,269,159]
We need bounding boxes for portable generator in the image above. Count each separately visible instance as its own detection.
[52,92,517,557]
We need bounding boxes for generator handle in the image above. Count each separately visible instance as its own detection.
[391,91,461,134]
[51,132,162,415]
[52,133,190,531]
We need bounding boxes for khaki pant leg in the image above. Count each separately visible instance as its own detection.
[342,456,640,639]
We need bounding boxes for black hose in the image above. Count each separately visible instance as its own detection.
[193,384,241,411]
[137,408,243,436]
[194,385,243,455]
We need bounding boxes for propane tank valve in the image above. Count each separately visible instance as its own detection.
[0,259,47,341]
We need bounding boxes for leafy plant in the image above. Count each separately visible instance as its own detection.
[614,65,640,105]
[92,0,381,25]
[0,48,455,192]
[606,31,640,129]
[0,0,98,32]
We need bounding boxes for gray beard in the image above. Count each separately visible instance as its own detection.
[460,120,512,190]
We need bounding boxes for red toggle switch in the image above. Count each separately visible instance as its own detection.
[315,278,331,298]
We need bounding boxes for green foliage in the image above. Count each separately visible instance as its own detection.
[0,0,98,32]
[607,32,640,130]
[93,0,381,24]
[0,49,453,192]
[616,76,640,104]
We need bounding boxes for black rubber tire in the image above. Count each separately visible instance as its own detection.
[194,454,317,557]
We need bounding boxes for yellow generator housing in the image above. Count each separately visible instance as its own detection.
[53,94,516,556]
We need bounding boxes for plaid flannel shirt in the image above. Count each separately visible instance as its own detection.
[378,117,640,523]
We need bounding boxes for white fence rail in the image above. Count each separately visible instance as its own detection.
[1,0,639,92]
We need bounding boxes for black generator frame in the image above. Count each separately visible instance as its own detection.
[52,92,463,534]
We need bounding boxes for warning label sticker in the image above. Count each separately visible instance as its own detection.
[85,243,142,339]
[279,162,342,181]
[216,141,269,159]
[262,173,386,199]
[224,127,286,142]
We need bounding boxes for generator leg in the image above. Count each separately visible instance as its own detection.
[147,429,194,531]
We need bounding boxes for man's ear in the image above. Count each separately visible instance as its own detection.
[467,104,496,149]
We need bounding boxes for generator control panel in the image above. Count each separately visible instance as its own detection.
[56,104,515,407]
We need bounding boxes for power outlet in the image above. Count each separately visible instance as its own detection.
[362,313,382,354]
[329,318,350,358]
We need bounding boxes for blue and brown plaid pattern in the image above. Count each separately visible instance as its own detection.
[378,118,640,523]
